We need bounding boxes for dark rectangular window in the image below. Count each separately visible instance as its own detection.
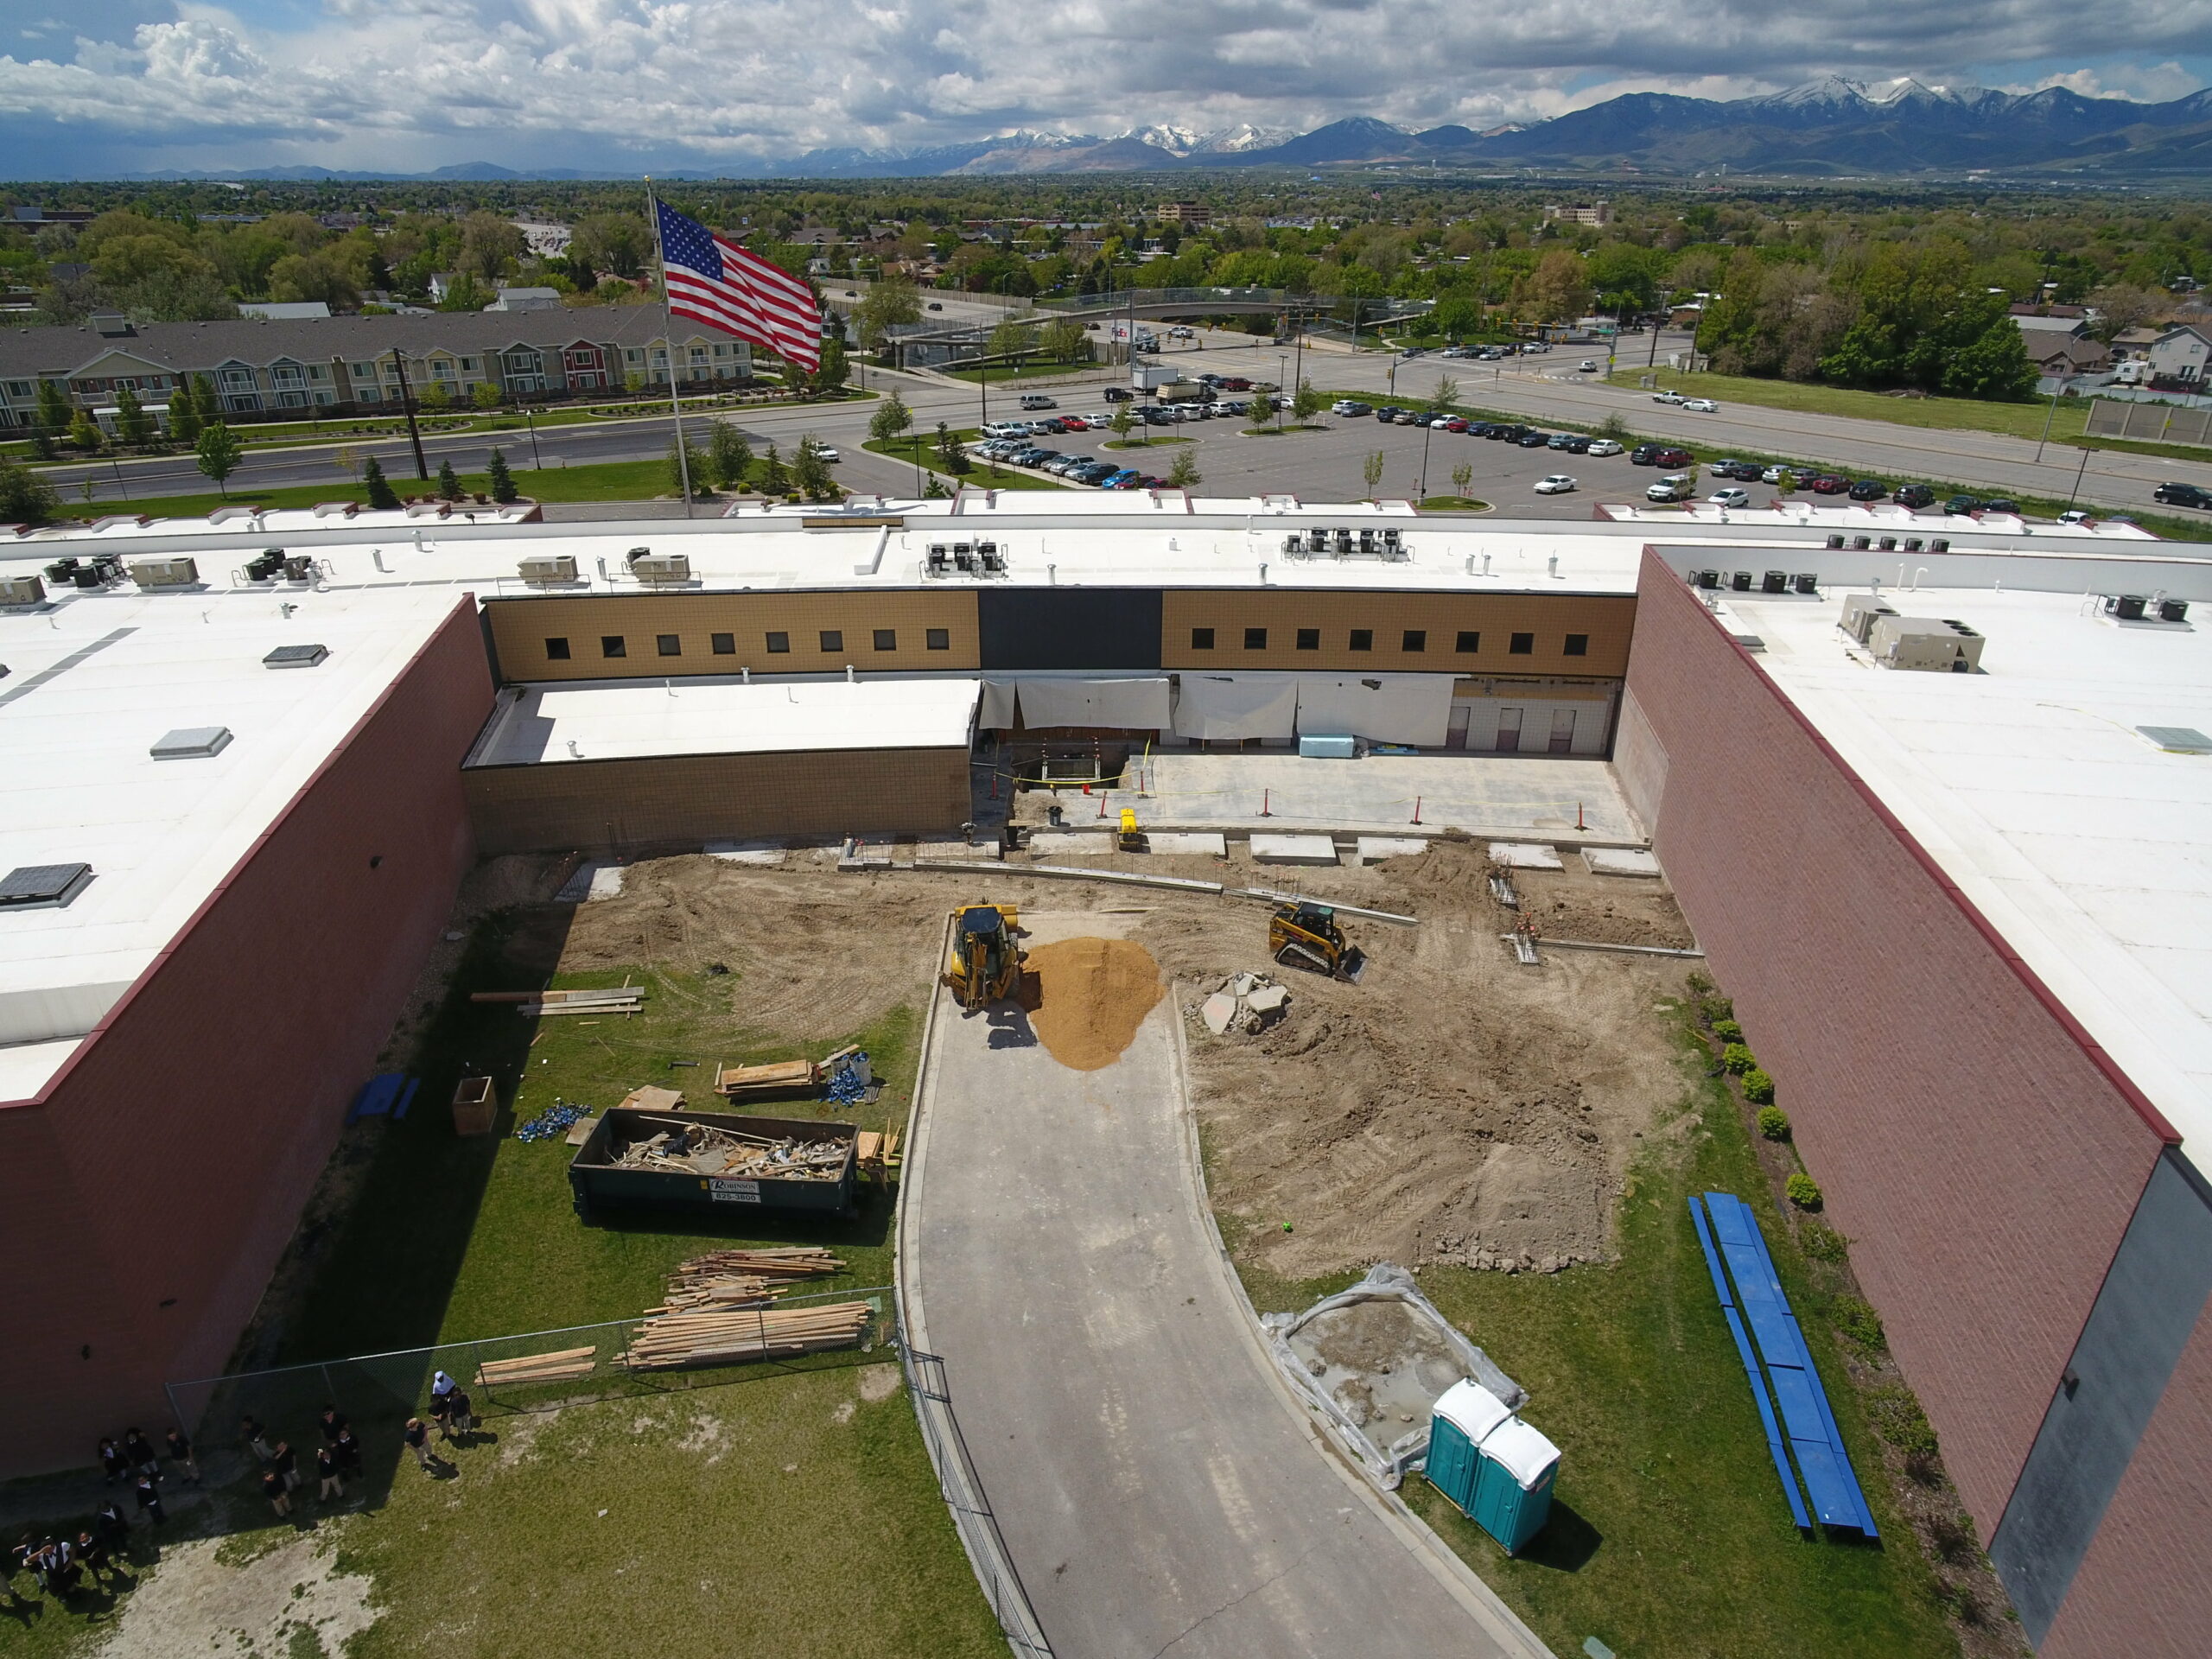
[1455,630,1480,654]
[1509,632,1535,655]
[819,629,843,653]
[1295,627,1320,652]
[656,633,681,657]
[765,631,791,653]
[1243,627,1268,651]
[1402,629,1427,653]
[925,627,950,651]
[1191,627,1216,650]
[1564,633,1590,657]
[600,635,626,658]
[710,632,735,655]
[544,636,571,660]
[1349,628,1373,652]
[874,628,897,652]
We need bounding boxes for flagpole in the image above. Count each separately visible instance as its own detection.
[645,177,696,519]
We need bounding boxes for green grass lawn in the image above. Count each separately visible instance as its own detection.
[1609,366,2082,443]
[1416,495,1491,512]
[938,359,1096,385]
[861,429,1068,490]
[1221,1014,1965,1659]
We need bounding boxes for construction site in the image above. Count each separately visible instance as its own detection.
[5,496,2210,1658]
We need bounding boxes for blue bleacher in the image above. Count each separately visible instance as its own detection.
[1690,1192,1878,1536]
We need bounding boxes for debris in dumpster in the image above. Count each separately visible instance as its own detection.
[607,1116,848,1180]
[517,1101,591,1142]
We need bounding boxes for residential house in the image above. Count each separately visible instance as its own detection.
[2146,324,2212,385]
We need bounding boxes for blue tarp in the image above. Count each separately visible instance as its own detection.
[1691,1192,1879,1536]
[348,1072,414,1123]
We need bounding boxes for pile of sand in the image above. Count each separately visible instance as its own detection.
[1025,937,1165,1071]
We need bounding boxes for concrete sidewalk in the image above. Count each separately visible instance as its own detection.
[902,912,1553,1659]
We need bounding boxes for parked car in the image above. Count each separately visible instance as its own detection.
[1394,410,1423,425]
[1516,430,1551,447]
[1708,487,1751,508]
[1682,397,1719,412]
[1547,432,1576,449]
[1760,465,1795,486]
[1982,499,2021,515]
[1847,479,1888,501]
[1562,435,1592,454]
[1630,442,1665,465]
[1646,474,1694,503]
[1942,494,1983,515]
[1441,416,1469,433]
[926,301,944,311]
[2154,481,2212,509]
[1586,438,1624,457]
[1808,474,1852,495]
[1895,484,1937,509]
[1535,474,1579,494]
[1374,406,1405,422]
[1652,389,1684,404]
[1222,378,1251,391]
[1654,447,1694,467]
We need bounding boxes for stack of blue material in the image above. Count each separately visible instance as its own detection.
[823,1052,871,1106]
[516,1101,590,1143]
[1690,1190,1879,1535]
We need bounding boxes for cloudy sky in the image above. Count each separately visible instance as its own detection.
[3,0,2209,176]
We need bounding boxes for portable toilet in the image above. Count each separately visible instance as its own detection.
[1472,1414,1561,1554]
[1424,1379,1515,1518]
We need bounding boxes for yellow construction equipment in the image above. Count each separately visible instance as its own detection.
[1268,901,1366,982]
[1117,807,1145,853]
[943,903,1026,1012]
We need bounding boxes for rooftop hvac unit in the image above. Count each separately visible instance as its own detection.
[1877,535,1896,552]
[1762,570,1788,594]
[1870,613,1984,672]
[1903,537,1923,553]
[1283,532,1304,556]
[282,555,315,583]
[1730,570,1752,592]
[1692,569,1720,589]
[1840,593,1898,645]
[1825,534,1845,550]
[2161,598,2190,623]
[625,544,652,563]
[1849,535,1871,551]
[978,542,1005,573]
[1929,538,1949,554]
[2111,594,2148,620]
[1793,573,1818,595]
[1357,527,1376,555]
[632,553,690,582]
[925,543,950,575]
[1333,528,1353,556]
[518,553,576,585]
[128,556,199,588]
[0,574,43,607]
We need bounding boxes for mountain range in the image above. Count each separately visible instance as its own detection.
[117,76,2212,181]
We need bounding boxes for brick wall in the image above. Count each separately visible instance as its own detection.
[0,599,492,1476]
[1622,548,2168,1534]
[1160,589,1636,677]
[2040,1302,2212,1657]
[464,746,971,854]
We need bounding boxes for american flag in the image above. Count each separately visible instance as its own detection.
[654,200,822,372]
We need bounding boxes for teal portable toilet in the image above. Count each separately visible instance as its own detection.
[1424,1379,1514,1518]
[1472,1414,1560,1554]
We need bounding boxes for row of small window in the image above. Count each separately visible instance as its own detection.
[1189,627,1588,658]
[545,629,953,660]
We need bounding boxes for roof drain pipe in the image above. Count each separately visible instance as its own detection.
[1258,562,1269,585]
[846,664,857,683]
[1047,563,1057,586]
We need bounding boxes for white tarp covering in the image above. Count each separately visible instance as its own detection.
[977,680,1018,729]
[1171,672,1300,741]
[1295,673,1455,747]
[1015,676,1172,731]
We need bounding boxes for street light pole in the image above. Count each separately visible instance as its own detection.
[524,405,543,470]
[390,348,429,481]
[2066,443,2093,511]
[2035,373,2071,464]
[1420,419,1433,502]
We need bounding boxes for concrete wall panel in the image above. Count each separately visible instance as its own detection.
[1160,589,1636,677]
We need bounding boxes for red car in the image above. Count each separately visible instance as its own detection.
[1808,474,1851,495]
[1058,416,1090,430]
[1220,377,1252,391]
[1655,447,1694,467]
[1442,416,1469,433]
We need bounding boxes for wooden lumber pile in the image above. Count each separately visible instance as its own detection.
[653,1274,780,1313]
[473,986,644,1017]
[476,1345,597,1388]
[715,1058,818,1097]
[620,1301,873,1370]
[672,1247,845,1283]
[855,1129,902,1177]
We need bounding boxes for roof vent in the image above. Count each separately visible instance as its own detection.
[90,313,133,337]
[2139,726,2212,754]
[264,643,329,669]
[0,862,93,910]
[151,726,233,760]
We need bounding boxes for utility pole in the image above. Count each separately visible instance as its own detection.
[390,347,429,481]
[2035,373,2072,464]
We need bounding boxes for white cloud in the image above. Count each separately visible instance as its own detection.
[0,0,2204,168]
[1999,60,2202,102]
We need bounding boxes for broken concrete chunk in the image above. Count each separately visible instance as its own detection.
[1245,984,1290,1015]
[1201,992,1238,1035]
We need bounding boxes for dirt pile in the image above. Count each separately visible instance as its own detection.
[1026,937,1165,1071]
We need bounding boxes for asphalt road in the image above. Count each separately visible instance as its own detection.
[904,913,1545,1659]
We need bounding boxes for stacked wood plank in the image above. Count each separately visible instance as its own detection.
[855,1129,901,1176]
[620,1302,873,1370]
[715,1058,818,1097]
[476,1345,598,1388]
[672,1247,844,1283]
[474,986,644,1017]
[653,1273,779,1313]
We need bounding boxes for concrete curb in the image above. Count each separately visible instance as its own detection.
[1164,979,1560,1659]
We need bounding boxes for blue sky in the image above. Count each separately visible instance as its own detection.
[3,1,2209,177]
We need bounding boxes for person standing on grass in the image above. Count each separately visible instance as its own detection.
[244,1414,275,1462]
[442,1387,474,1443]
[131,1472,164,1527]
[428,1388,452,1438]
[334,1424,363,1479]
[76,1529,111,1584]
[122,1427,160,1479]
[262,1468,292,1517]
[99,1436,128,1485]
[165,1427,200,1485]
[315,1445,344,1504]
[271,1440,300,1492]
[403,1417,436,1473]
[94,1502,128,1552]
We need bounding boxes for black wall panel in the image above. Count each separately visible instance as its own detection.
[978,588,1162,671]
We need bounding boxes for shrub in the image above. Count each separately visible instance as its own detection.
[1683,969,1713,996]
[1756,1104,1789,1140]
[1799,1219,1847,1262]
[1721,1042,1755,1075]
[1868,1384,1938,1457]
[1711,1018,1743,1043]
[1744,1069,1777,1105]
[1927,1515,1974,1564]
[1785,1171,1823,1210]
[1832,1295,1886,1351]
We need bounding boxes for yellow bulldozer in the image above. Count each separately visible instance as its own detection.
[944,903,1027,1012]
[1268,901,1365,983]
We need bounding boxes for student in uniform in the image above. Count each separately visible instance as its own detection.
[243,1415,275,1462]
[443,1388,474,1443]
[318,1406,349,1448]
[315,1446,345,1504]
[402,1417,437,1473]
[76,1529,112,1583]
[262,1468,292,1517]
[93,1503,129,1552]
[271,1440,300,1492]
[130,1473,164,1526]
[122,1428,160,1479]
[165,1427,200,1485]
[334,1425,363,1478]
[99,1437,129,1485]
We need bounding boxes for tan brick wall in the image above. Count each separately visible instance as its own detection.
[1160,589,1636,677]
[465,747,970,853]
[483,591,982,682]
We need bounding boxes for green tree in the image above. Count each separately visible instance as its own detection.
[868,389,913,448]
[664,435,705,497]
[437,272,490,313]
[1362,448,1385,499]
[194,421,242,495]
[1291,378,1325,424]
[435,458,466,501]
[114,385,152,448]
[167,375,201,445]
[68,408,104,451]
[1249,390,1279,429]
[267,250,360,311]
[1109,400,1137,444]
[417,380,451,412]
[1166,448,1201,490]
[934,421,970,476]
[1451,460,1474,499]
[1039,316,1088,362]
[760,440,790,494]
[1942,317,2038,401]
[486,448,518,503]
[1427,374,1459,416]
[35,378,73,440]
[0,456,62,525]
[471,380,504,410]
[853,273,922,350]
[456,212,527,284]
[189,374,219,423]
[807,335,849,398]
[793,436,836,500]
[569,213,649,281]
[362,454,399,510]
[707,419,753,490]
[987,314,1035,365]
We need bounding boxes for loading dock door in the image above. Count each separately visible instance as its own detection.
[1496,707,1522,753]
[1549,709,1577,753]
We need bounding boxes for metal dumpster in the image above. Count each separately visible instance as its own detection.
[568,1108,857,1223]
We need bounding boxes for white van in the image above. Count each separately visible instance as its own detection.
[1020,394,1058,410]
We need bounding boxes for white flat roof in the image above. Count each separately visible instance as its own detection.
[0,582,461,1101]
[1722,582,2212,1152]
[465,675,981,767]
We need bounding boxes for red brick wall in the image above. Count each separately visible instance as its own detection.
[2040,1303,2212,1658]
[1621,549,2168,1534]
[0,598,493,1476]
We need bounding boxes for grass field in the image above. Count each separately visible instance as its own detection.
[1416,494,1492,512]
[1609,366,2085,443]
[938,359,1095,385]
[1221,1009,1967,1659]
